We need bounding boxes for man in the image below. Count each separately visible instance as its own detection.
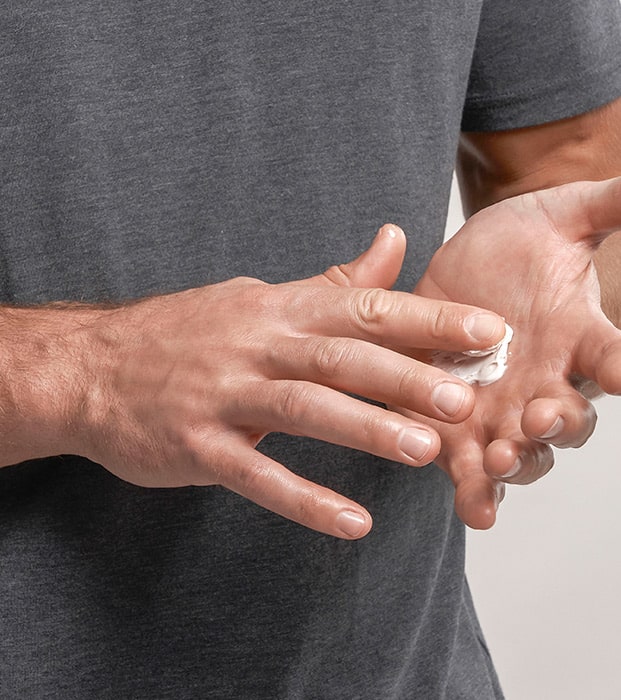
[1,1,620,698]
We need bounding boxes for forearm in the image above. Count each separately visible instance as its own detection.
[457,97,621,214]
[0,245,509,538]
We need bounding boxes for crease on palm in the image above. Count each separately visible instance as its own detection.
[396,179,621,528]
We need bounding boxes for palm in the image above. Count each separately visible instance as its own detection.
[403,179,621,528]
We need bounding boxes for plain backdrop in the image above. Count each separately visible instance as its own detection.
[445,177,621,700]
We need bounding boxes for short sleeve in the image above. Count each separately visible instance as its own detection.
[462,0,621,131]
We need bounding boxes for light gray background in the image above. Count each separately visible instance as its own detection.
[445,178,621,700]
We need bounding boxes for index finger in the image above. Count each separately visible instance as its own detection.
[286,285,506,353]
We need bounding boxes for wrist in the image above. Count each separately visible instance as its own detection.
[0,304,111,465]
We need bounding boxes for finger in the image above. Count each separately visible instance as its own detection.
[299,224,407,290]
[521,383,598,448]
[480,405,556,483]
[574,316,621,394]
[215,441,373,539]
[228,379,441,466]
[269,336,475,422]
[537,177,621,245]
[288,285,506,353]
[483,436,554,486]
[446,441,503,530]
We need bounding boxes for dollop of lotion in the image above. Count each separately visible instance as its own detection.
[431,323,514,386]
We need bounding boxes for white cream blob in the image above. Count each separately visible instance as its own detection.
[431,323,514,386]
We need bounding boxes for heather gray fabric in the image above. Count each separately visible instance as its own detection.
[0,2,620,698]
[463,0,621,130]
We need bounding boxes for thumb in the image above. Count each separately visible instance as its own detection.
[536,177,621,246]
[305,224,407,289]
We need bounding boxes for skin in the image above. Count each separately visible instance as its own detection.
[2,101,619,539]
[401,177,621,528]
[458,96,621,325]
[0,224,505,540]
[412,96,621,528]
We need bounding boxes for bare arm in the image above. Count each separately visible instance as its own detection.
[458,95,621,325]
[0,304,104,466]
[0,226,505,539]
[393,98,621,528]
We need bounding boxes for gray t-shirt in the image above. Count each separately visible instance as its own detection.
[1,2,620,698]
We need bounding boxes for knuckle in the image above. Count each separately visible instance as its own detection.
[355,288,395,331]
[216,278,282,327]
[583,402,598,438]
[358,408,388,443]
[183,429,228,485]
[322,264,354,287]
[222,275,263,289]
[278,383,315,429]
[232,455,274,495]
[292,488,326,524]
[538,445,555,475]
[394,365,422,404]
[565,402,598,448]
[521,444,554,483]
[430,304,460,344]
[237,279,272,314]
[201,435,230,474]
[216,276,268,310]
[312,339,353,378]
[570,374,603,400]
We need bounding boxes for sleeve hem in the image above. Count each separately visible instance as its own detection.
[461,57,621,132]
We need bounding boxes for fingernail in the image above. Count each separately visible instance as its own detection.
[465,313,502,342]
[432,382,468,417]
[336,510,368,538]
[539,416,565,440]
[502,456,522,480]
[398,427,434,461]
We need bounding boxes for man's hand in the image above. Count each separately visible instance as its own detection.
[0,225,505,539]
[399,178,621,529]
